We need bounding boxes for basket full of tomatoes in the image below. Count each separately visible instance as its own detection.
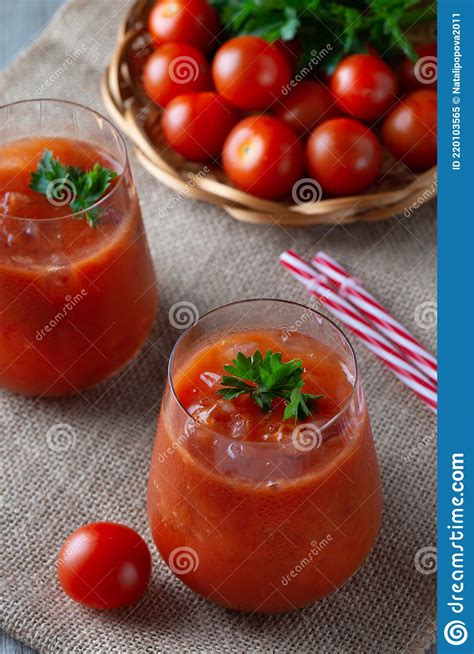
[102,0,437,226]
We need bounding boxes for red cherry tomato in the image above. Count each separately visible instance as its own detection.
[306,118,382,196]
[212,36,292,111]
[399,43,437,92]
[162,92,239,161]
[222,115,304,200]
[382,90,437,171]
[143,43,212,107]
[330,54,398,122]
[57,522,152,609]
[148,0,219,53]
[274,81,339,136]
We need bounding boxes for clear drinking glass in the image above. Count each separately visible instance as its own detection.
[0,99,157,396]
[148,299,382,613]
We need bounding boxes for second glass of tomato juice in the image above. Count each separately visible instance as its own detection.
[0,100,157,396]
[148,299,382,613]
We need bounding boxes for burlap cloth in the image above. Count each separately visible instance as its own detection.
[0,1,437,652]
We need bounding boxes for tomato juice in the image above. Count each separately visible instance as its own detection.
[148,301,382,613]
[0,101,157,396]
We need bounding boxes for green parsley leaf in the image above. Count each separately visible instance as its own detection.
[29,150,67,195]
[218,349,323,422]
[209,0,435,71]
[29,150,117,228]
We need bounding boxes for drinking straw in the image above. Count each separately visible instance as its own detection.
[279,250,437,413]
[311,251,437,385]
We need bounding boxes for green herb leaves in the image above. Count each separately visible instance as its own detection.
[29,150,117,227]
[29,150,68,196]
[218,349,322,421]
[210,0,436,71]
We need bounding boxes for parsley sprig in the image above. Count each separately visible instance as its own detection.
[218,349,322,421]
[210,0,436,71]
[29,150,117,227]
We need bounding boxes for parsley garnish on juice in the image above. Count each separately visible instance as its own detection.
[218,349,322,422]
[29,150,117,227]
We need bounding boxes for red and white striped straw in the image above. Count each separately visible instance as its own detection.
[279,250,437,413]
[311,251,437,385]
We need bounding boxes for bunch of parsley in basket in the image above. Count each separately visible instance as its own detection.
[210,0,436,71]
[218,349,322,422]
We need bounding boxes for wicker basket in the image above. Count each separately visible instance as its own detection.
[102,0,437,226]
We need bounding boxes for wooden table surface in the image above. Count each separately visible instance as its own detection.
[0,2,437,653]
[0,7,67,654]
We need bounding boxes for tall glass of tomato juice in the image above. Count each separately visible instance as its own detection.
[148,299,382,613]
[0,100,157,396]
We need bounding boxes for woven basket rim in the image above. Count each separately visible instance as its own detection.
[101,1,437,226]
